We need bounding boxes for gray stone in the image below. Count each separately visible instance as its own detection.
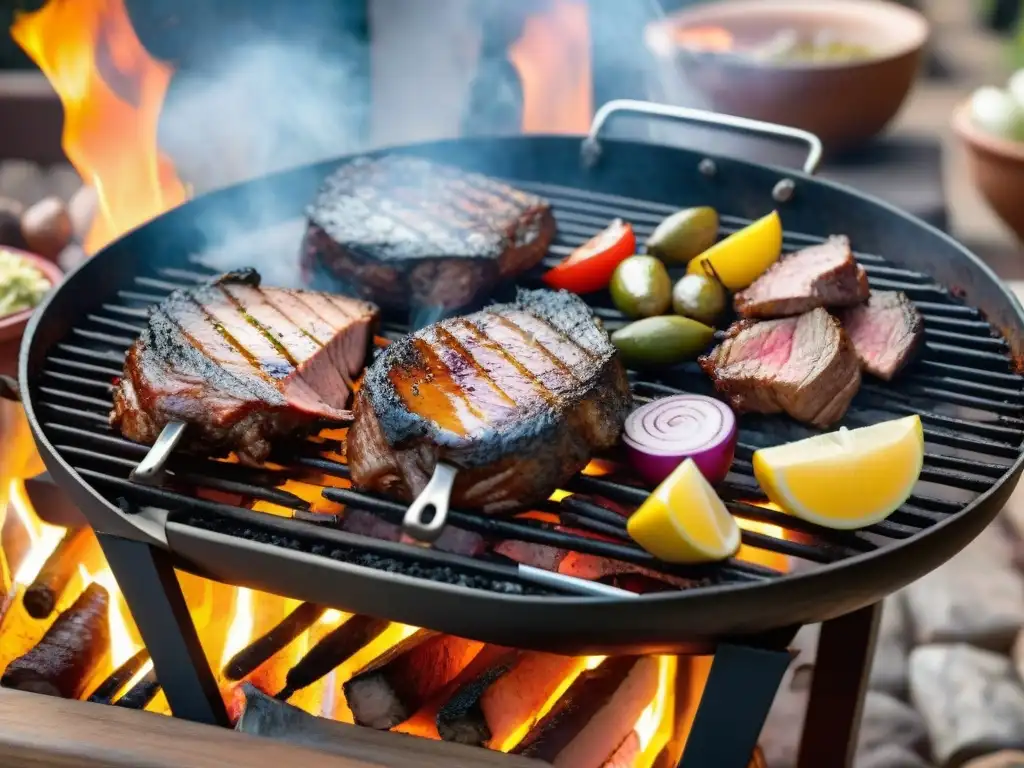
[67,184,96,244]
[870,592,912,697]
[0,159,46,207]
[962,752,1024,768]
[910,644,1024,767]
[903,525,1024,652]
[858,691,929,758]
[20,196,72,261]
[44,164,81,202]
[856,744,933,768]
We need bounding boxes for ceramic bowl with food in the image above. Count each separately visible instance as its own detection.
[953,98,1024,242]
[0,247,63,344]
[645,0,929,153]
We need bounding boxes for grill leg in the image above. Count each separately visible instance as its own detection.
[677,643,793,767]
[97,534,229,726]
[797,602,882,768]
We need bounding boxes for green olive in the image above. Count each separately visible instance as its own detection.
[611,315,716,368]
[609,255,672,319]
[672,274,727,325]
[645,207,719,265]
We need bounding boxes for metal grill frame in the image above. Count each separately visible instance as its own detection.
[16,128,1024,767]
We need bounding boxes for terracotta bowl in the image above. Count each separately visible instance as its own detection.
[953,100,1024,243]
[0,247,63,345]
[644,0,929,153]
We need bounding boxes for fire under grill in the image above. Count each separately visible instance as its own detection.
[33,180,1023,600]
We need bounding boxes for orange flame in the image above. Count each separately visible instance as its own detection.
[11,0,188,254]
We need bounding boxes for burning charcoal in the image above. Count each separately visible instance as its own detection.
[511,656,659,767]
[602,731,640,767]
[558,551,690,590]
[20,195,72,261]
[341,509,487,557]
[494,540,569,571]
[910,644,1024,765]
[1,582,108,699]
[345,632,482,730]
[223,602,327,681]
[0,197,26,248]
[437,650,580,749]
[276,615,390,701]
[903,525,1024,652]
[87,648,150,704]
[23,526,92,619]
[114,669,160,710]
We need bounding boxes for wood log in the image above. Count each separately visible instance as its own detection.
[0,683,543,768]
[223,602,326,681]
[903,525,1024,652]
[23,526,92,619]
[909,644,1024,766]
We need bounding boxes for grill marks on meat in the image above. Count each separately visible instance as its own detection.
[699,308,862,428]
[302,156,556,327]
[840,291,924,381]
[347,289,631,513]
[734,236,869,319]
[111,269,379,464]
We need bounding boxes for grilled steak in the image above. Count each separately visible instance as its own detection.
[301,155,556,329]
[699,307,862,427]
[840,291,924,381]
[111,269,379,464]
[347,289,631,513]
[734,235,869,319]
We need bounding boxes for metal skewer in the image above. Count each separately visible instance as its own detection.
[402,462,458,543]
[129,421,187,486]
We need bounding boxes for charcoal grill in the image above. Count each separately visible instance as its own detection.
[11,101,1024,767]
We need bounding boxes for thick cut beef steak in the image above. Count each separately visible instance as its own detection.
[301,155,556,329]
[734,236,869,319]
[840,291,924,381]
[347,289,631,513]
[111,269,379,464]
[699,307,862,428]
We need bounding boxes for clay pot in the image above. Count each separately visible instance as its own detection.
[644,0,929,154]
[953,101,1024,243]
[0,248,63,376]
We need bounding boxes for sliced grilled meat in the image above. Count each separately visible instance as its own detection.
[347,289,631,513]
[699,308,862,428]
[111,269,379,464]
[840,291,924,381]
[734,236,869,319]
[301,155,556,329]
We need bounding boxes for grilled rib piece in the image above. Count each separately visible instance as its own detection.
[111,269,379,465]
[840,291,924,381]
[301,155,556,329]
[734,235,869,319]
[347,289,631,513]
[699,308,862,428]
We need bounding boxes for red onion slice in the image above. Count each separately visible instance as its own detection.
[623,395,737,486]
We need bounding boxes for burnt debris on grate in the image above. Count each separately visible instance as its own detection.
[32,180,1024,597]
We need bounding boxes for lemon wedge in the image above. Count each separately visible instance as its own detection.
[687,210,782,291]
[627,459,741,563]
[753,415,924,530]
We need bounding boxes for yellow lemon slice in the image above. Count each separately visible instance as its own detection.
[753,415,924,530]
[687,210,783,291]
[627,459,741,563]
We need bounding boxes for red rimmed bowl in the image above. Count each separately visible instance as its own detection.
[0,247,63,346]
[953,100,1024,243]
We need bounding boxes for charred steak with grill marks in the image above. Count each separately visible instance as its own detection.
[347,289,632,514]
[734,236,869,319]
[111,269,379,465]
[699,307,862,428]
[301,156,556,328]
[840,291,924,381]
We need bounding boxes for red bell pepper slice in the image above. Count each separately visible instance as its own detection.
[542,219,636,294]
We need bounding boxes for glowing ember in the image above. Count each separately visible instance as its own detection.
[633,656,676,767]
[11,0,188,254]
[737,502,790,573]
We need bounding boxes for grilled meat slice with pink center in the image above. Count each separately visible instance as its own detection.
[840,291,924,381]
[111,269,379,465]
[347,289,631,514]
[699,307,862,428]
[734,236,869,319]
[301,155,556,329]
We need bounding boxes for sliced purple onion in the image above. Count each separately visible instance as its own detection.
[623,395,737,486]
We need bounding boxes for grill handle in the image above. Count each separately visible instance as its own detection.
[583,98,824,176]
